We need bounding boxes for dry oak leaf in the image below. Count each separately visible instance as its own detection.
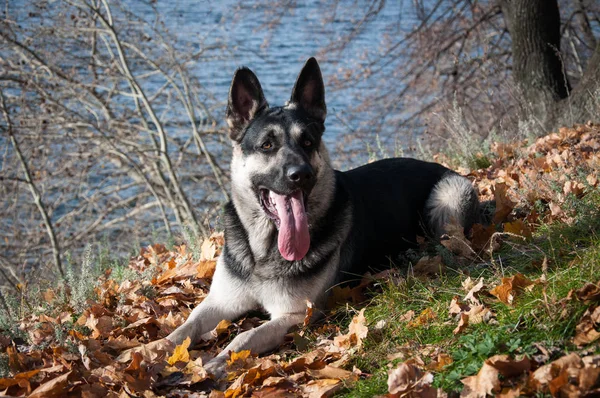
[167,336,191,365]
[574,306,600,346]
[530,353,583,392]
[301,378,343,398]
[453,313,469,335]
[492,183,516,224]
[470,223,497,252]
[28,370,73,398]
[427,353,453,372]
[413,255,445,276]
[399,310,415,323]
[387,361,436,398]
[461,355,530,398]
[503,220,532,240]
[449,296,471,316]
[407,308,436,328]
[440,222,475,259]
[464,277,485,305]
[0,369,40,394]
[334,308,368,349]
[489,273,536,305]
[574,282,600,303]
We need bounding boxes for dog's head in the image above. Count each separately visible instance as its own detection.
[226,58,333,262]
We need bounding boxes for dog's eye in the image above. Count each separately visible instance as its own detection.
[303,139,312,148]
[261,141,273,150]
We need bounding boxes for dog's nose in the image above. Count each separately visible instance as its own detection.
[287,164,314,184]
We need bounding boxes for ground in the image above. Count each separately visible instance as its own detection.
[0,123,599,397]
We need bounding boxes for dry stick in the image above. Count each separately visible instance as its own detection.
[93,24,186,232]
[92,0,205,236]
[0,89,65,278]
[123,42,230,201]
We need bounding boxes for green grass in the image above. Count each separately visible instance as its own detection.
[336,191,600,396]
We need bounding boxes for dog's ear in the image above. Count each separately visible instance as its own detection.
[226,67,268,141]
[290,57,326,123]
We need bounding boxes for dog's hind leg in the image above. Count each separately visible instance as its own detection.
[166,263,257,346]
[203,312,305,378]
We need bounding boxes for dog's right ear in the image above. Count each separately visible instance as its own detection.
[226,67,268,142]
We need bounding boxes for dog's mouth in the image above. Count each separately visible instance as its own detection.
[259,189,310,261]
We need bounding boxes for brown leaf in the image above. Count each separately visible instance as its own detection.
[427,353,453,372]
[407,308,436,328]
[574,282,600,303]
[29,371,73,398]
[387,361,436,398]
[492,183,516,224]
[503,220,532,239]
[574,306,600,346]
[440,223,474,259]
[301,378,342,398]
[531,353,583,392]
[453,313,469,335]
[413,255,445,276]
[448,296,470,316]
[333,308,368,350]
[461,355,528,397]
[563,180,585,197]
[304,300,314,327]
[470,223,496,252]
[399,310,415,323]
[464,277,485,305]
[489,273,536,305]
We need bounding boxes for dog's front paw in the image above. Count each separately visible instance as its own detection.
[204,357,227,380]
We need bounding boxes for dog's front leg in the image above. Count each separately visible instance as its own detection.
[167,264,257,346]
[203,312,305,378]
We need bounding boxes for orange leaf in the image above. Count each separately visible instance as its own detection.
[167,336,191,365]
[489,273,536,305]
[503,220,532,239]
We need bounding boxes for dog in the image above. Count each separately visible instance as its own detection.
[167,57,480,376]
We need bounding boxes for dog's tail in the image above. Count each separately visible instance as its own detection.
[425,173,480,238]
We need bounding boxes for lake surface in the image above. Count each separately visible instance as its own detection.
[128,0,410,164]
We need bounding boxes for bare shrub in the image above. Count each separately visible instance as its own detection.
[0,0,230,280]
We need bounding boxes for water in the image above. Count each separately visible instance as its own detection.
[1,0,415,268]
[126,0,408,164]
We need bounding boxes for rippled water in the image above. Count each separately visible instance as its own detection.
[129,0,407,158]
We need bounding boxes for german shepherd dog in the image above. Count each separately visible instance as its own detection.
[167,58,480,376]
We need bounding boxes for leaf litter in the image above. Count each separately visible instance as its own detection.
[1,124,600,396]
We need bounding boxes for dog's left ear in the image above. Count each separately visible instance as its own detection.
[226,67,269,142]
[290,57,326,123]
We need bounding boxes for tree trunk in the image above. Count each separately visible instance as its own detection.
[501,0,600,131]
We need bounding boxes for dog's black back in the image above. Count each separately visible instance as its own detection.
[337,158,453,277]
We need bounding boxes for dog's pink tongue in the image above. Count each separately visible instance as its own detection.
[272,191,310,261]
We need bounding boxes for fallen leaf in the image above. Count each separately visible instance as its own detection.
[503,220,532,239]
[462,355,530,398]
[301,378,342,398]
[413,255,445,276]
[399,310,415,323]
[464,277,485,305]
[489,273,536,305]
[492,183,516,223]
[387,361,436,398]
[333,308,368,349]
[453,313,469,335]
[407,308,436,328]
[29,371,72,398]
[574,282,600,303]
[574,306,600,346]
